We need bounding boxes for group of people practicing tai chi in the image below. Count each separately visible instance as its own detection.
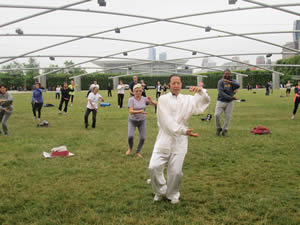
[1,69,299,205]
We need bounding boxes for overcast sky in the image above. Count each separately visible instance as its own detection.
[0,0,299,73]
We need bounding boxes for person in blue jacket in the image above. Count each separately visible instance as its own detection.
[32,83,44,121]
[215,69,240,137]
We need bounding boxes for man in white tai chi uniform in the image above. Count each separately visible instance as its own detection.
[148,74,210,204]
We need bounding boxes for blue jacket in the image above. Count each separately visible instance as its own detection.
[217,79,240,102]
[32,88,43,103]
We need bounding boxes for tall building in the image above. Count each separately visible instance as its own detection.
[159,52,167,61]
[282,42,297,59]
[256,56,265,65]
[148,48,156,61]
[293,20,300,49]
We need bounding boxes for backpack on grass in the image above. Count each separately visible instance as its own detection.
[251,126,270,135]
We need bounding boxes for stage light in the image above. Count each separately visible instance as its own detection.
[266,53,272,58]
[115,28,120,33]
[205,26,211,32]
[192,51,197,55]
[229,0,238,4]
[15,28,23,35]
[128,67,132,70]
[49,57,55,61]
[123,52,128,56]
[185,66,189,70]
[98,0,106,7]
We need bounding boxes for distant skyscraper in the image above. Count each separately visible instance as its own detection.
[293,20,300,49]
[148,48,156,61]
[201,58,209,67]
[256,56,265,65]
[159,52,167,61]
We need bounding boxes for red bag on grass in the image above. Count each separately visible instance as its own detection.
[251,126,270,135]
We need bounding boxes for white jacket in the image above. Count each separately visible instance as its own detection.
[153,90,210,155]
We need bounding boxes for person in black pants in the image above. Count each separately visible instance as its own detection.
[85,87,104,128]
[117,80,125,108]
[107,83,112,97]
[59,82,70,114]
[156,81,162,99]
[292,81,300,120]
[32,83,44,121]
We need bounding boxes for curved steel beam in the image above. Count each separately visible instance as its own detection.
[1,3,300,65]
[241,0,300,16]
[0,0,91,28]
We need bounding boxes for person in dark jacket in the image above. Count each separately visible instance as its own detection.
[215,69,240,136]
[0,84,13,136]
[59,82,71,114]
[32,83,44,121]
[291,80,300,120]
[107,83,112,97]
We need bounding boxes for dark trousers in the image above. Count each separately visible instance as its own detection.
[32,102,43,119]
[59,98,69,112]
[108,90,112,97]
[118,93,124,108]
[84,108,97,128]
[70,95,74,103]
[293,97,300,115]
[156,92,161,99]
[56,93,60,99]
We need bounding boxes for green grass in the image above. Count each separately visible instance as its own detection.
[0,89,299,225]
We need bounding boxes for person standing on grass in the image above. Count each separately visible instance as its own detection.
[286,81,292,97]
[156,81,162,99]
[291,80,300,120]
[141,80,147,97]
[55,85,60,100]
[117,80,125,108]
[87,80,99,97]
[148,74,210,204]
[126,84,157,158]
[59,82,71,114]
[107,83,112,97]
[129,75,139,97]
[32,83,44,121]
[163,83,168,94]
[215,69,240,137]
[68,80,76,106]
[0,84,13,136]
[85,86,104,129]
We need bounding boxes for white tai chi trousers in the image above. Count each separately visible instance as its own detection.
[148,151,186,201]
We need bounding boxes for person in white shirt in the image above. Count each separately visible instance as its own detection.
[87,80,100,97]
[85,87,104,129]
[117,80,126,108]
[148,74,210,204]
[55,85,60,99]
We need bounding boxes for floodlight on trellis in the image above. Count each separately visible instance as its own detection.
[266,53,272,58]
[98,0,106,7]
[115,28,120,33]
[49,56,55,61]
[205,26,211,32]
[123,52,128,56]
[229,0,238,5]
[15,28,23,35]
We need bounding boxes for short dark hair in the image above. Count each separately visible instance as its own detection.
[0,84,7,88]
[168,74,181,84]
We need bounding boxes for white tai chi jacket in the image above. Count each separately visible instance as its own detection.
[153,90,210,155]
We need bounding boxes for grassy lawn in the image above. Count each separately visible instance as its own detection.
[0,88,299,225]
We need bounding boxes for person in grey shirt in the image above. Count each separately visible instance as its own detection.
[126,83,156,158]
[0,84,13,136]
[215,69,240,137]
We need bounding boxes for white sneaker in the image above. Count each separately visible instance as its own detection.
[153,194,163,202]
[170,199,180,204]
[58,111,62,114]
[291,115,295,120]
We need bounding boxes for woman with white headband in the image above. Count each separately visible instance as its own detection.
[126,83,156,158]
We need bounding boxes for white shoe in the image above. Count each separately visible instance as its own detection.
[153,194,163,202]
[58,111,62,114]
[170,199,180,204]
[291,115,295,120]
